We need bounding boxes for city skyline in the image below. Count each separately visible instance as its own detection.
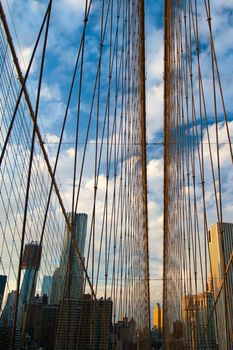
[0,0,232,348]
[0,211,141,349]
[1,0,233,319]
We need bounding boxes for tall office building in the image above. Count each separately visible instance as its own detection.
[0,275,7,310]
[56,295,112,350]
[18,242,42,325]
[1,290,17,326]
[20,242,42,304]
[113,316,137,349]
[0,325,20,350]
[50,267,64,304]
[153,303,163,338]
[208,222,233,349]
[41,275,53,301]
[182,292,217,349]
[50,213,87,303]
[41,304,60,349]
[0,290,21,349]
[94,297,113,350]
[169,320,183,350]
[61,213,87,260]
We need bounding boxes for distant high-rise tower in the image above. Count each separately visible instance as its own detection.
[1,290,17,326]
[0,275,7,310]
[182,292,217,349]
[41,275,53,301]
[153,303,163,338]
[18,242,42,325]
[61,213,87,260]
[20,242,42,304]
[50,213,87,303]
[208,222,233,350]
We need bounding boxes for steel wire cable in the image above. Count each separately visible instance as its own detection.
[163,1,233,349]
[0,26,64,290]
[1,0,150,349]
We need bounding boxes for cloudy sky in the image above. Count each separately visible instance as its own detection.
[1,0,233,324]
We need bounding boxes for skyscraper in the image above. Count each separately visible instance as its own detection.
[41,275,53,301]
[113,316,137,349]
[1,290,17,326]
[0,290,21,349]
[50,267,64,304]
[208,222,233,350]
[18,242,42,325]
[41,304,60,349]
[153,303,163,338]
[25,295,48,348]
[0,325,20,350]
[0,275,7,310]
[20,242,42,304]
[61,213,87,260]
[55,295,112,350]
[182,292,217,349]
[50,213,87,304]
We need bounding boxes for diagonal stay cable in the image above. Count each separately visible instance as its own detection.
[0,0,97,304]
[10,2,52,348]
[0,0,51,167]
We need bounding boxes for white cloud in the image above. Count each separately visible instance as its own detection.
[53,0,86,32]
[40,83,61,102]
[146,84,164,140]
[17,46,35,74]
[2,0,233,326]
[146,27,163,83]
[146,27,164,140]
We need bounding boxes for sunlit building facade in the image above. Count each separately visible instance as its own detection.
[208,222,233,350]
[153,303,163,338]
[182,292,217,349]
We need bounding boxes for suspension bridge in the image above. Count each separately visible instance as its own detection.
[0,0,232,349]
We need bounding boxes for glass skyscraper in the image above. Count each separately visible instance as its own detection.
[50,213,87,304]
[18,242,42,325]
[41,275,53,301]
[0,275,7,310]
[1,290,17,326]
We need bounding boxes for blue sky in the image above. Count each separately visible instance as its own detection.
[2,0,233,323]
